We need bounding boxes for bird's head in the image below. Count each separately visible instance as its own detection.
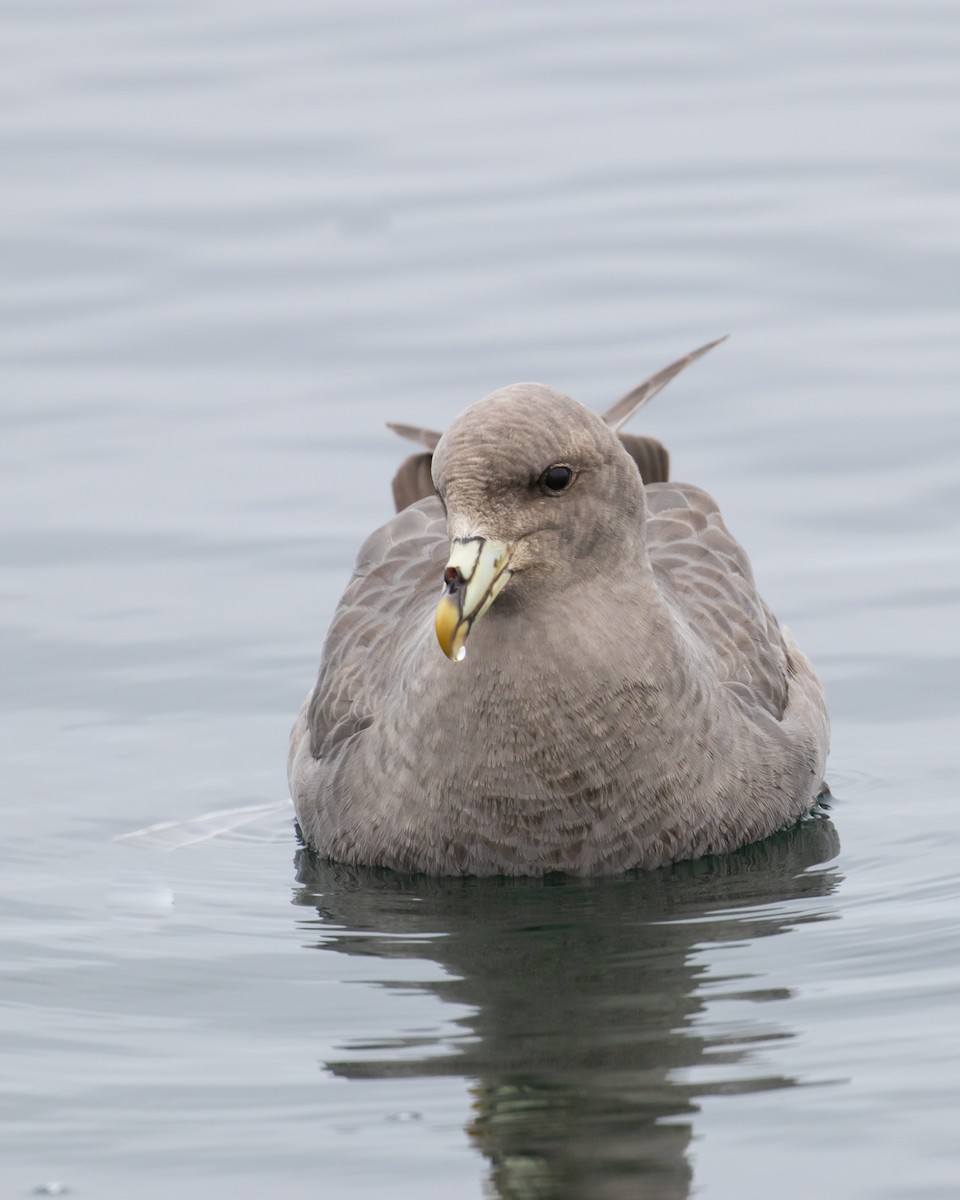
[430,385,646,661]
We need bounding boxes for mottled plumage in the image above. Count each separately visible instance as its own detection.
[289,349,828,876]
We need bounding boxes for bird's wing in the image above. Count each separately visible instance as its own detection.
[306,497,448,757]
[645,482,789,719]
[391,452,437,511]
[617,434,670,485]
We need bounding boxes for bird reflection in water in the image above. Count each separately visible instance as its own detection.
[293,812,840,1200]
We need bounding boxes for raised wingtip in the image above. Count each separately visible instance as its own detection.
[602,336,729,432]
[386,422,443,452]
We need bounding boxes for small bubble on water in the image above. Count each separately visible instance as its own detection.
[388,1110,422,1122]
[33,1184,70,1196]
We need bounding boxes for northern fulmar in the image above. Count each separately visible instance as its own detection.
[288,341,829,876]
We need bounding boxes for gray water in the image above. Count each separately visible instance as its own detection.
[3,1,960,1196]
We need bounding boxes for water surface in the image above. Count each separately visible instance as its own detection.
[3,1,960,1197]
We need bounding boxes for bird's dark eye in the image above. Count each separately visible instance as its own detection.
[539,464,574,493]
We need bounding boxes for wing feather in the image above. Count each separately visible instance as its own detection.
[646,483,788,718]
[307,499,447,757]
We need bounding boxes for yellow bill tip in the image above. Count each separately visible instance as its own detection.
[435,592,467,661]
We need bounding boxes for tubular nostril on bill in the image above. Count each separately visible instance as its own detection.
[443,565,464,594]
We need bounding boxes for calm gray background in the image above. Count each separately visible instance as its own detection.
[3,2,959,1197]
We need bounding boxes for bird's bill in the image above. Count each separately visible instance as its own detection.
[435,537,514,661]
